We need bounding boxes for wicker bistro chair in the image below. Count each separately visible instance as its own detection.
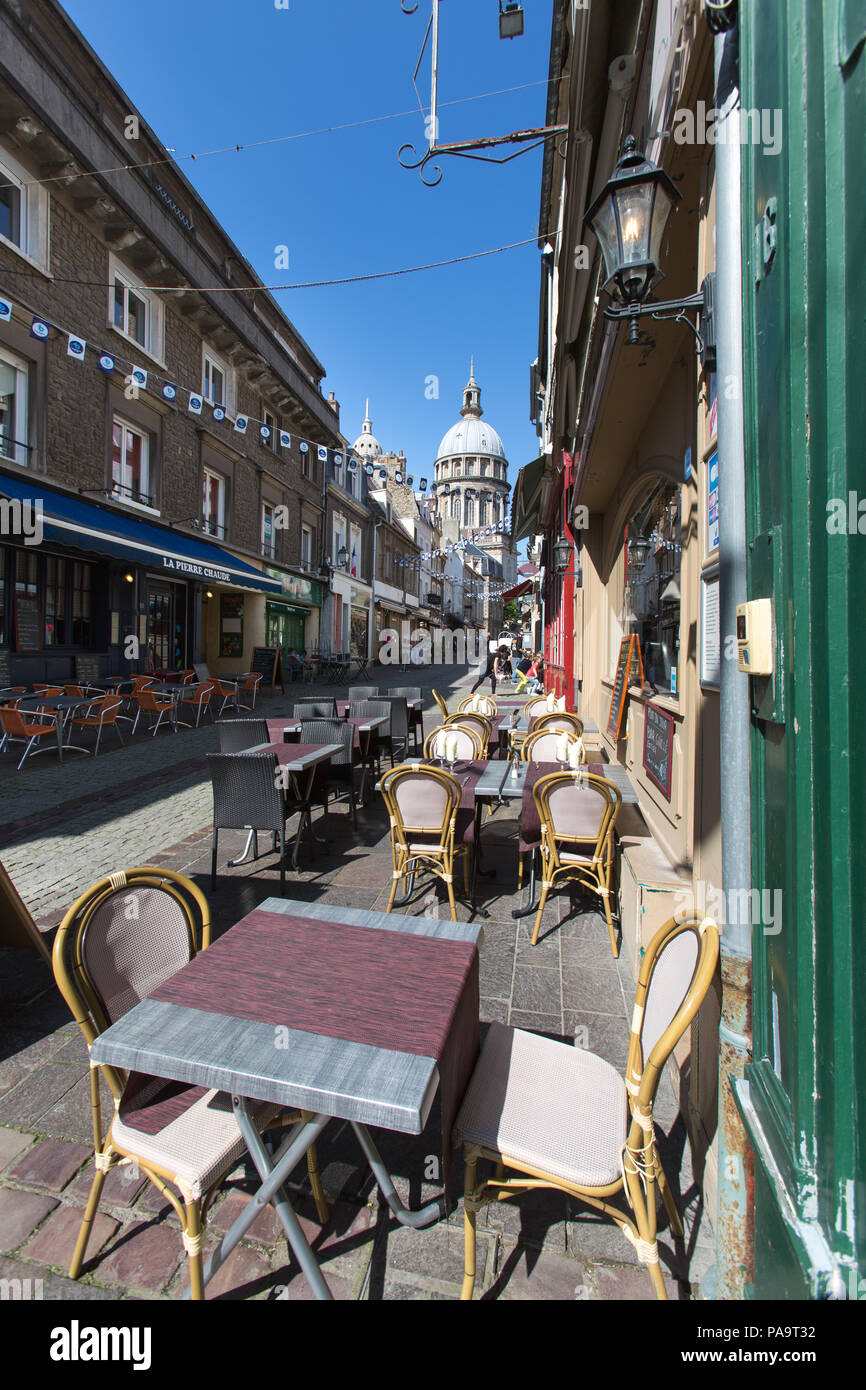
[530,711,585,739]
[298,718,358,827]
[0,704,59,769]
[68,696,125,757]
[458,694,498,717]
[216,718,269,753]
[178,680,215,728]
[455,914,720,1301]
[347,699,400,771]
[522,729,585,765]
[347,686,379,700]
[131,688,175,737]
[423,724,484,762]
[445,712,492,756]
[530,771,622,955]
[381,764,472,921]
[293,699,337,720]
[207,752,299,894]
[391,686,423,753]
[524,695,566,719]
[432,689,450,720]
[52,866,328,1301]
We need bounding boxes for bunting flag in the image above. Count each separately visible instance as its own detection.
[364,463,374,476]
[280,431,292,449]
[188,393,203,415]
[130,366,148,390]
[299,441,309,454]
[98,353,116,374]
[67,334,86,360]
[347,456,358,471]
[260,425,271,441]
[213,407,226,422]
[235,416,249,434]
[0,297,11,323]
[162,382,178,402]
[30,317,50,340]
[332,452,343,468]
[317,445,328,462]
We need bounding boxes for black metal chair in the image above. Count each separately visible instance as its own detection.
[297,718,357,827]
[348,686,379,700]
[293,699,337,720]
[207,753,293,894]
[391,686,423,753]
[216,719,269,753]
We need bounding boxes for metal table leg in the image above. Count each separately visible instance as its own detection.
[469,798,492,921]
[351,1122,445,1228]
[512,848,541,919]
[185,1106,332,1300]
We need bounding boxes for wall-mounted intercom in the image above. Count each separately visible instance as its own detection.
[736,599,774,676]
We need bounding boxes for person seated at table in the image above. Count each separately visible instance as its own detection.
[286,649,304,682]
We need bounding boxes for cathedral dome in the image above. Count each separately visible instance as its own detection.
[435,366,507,463]
[353,400,383,459]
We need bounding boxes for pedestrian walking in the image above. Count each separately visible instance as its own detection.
[471,643,511,695]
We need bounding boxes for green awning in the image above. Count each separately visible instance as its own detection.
[511,455,548,542]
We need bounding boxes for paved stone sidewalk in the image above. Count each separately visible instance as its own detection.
[0,665,716,1300]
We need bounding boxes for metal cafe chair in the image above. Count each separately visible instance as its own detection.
[455,915,720,1300]
[380,763,472,922]
[293,699,337,720]
[216,718,269,753]
[530,770,622,955]
[130,687,175,737]
[237,672,263,711]
[0,704,59,770]
[68,696,125,757]
[391,685,423,753]
[52,865,327,1301]
[178,680,215,728]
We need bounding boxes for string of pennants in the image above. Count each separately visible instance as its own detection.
[0,293,344,459]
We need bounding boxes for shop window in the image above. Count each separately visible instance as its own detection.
[71,563,92,646]
[44,555,67,647]
[202,468,226,538]
[0,347,30,467]
[110,255,164,361]
[623,480,682,694]
[112,417,153,507]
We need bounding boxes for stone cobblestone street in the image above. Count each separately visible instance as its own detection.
[0,667,714,1300]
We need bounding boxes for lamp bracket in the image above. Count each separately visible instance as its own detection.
[603,281,715,365]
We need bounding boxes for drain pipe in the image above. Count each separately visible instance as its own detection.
[709,19,755,1300]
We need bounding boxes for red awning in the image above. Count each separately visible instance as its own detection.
[502,580,532,600]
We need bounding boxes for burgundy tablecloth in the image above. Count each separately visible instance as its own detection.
[519,762,606,848]
[147,908,480,1202]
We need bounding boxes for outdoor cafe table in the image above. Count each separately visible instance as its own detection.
[89,897,482,1300]
[239,739,343,870]
[268,714,388,803]
[14,693,103,762]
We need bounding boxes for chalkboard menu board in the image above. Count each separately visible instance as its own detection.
[607,636,644,740]
[15,594,42,653]
[251,646,285,696]
[643,701,675,799]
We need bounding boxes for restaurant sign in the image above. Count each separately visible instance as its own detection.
[161,556,232,583]
[265,568,323,607]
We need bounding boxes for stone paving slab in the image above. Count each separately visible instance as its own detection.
[0,665,713,1301]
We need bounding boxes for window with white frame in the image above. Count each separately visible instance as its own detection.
[332,513,347,569]
[0,147,49,268]
[202,467,227,538]
[262,407,277,451]
[112,417,153,507]
[203,349,230,410]
[301,524,313,569]
[261,502,277,558]
[0,346,30,466]
[109,255,164,360]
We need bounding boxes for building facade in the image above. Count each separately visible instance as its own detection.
[0,0,341,686]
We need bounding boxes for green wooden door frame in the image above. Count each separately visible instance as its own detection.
[735,0,866,1295]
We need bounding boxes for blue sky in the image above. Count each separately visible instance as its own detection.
[62,0,553,515]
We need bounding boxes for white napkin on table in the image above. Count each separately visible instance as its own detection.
[448,731,459,761]
[435,731,449,760]
[547,691,555,712]
[556,733,569,763]
[568,737,585,769]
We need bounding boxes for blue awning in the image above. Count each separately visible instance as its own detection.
[0,472,283,595]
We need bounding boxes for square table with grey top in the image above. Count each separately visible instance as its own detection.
[240,740,342,869]
[90,898,482,1300]
[272,715,388,803]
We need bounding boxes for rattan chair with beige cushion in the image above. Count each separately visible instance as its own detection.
[432,689,450,720]
[455,914,719,1300]
[381,764,472,920]
[521,728,585,765]
[445,711,492,753]
[52,866,328,1300]
[529,711,585,738]
[458,694,497,716]
[523,694,563,718]
[531,770,621,954]
[423,724,483,761]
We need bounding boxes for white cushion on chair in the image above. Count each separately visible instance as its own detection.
[111,1087,281,1200]
[454,1022,627,1187]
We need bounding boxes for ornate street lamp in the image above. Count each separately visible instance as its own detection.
[628,533,651,573]
[585,136,716,361]
[553,534,582,587]
[499,2,524,39]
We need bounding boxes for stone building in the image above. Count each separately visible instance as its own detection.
[0,0,341,685]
